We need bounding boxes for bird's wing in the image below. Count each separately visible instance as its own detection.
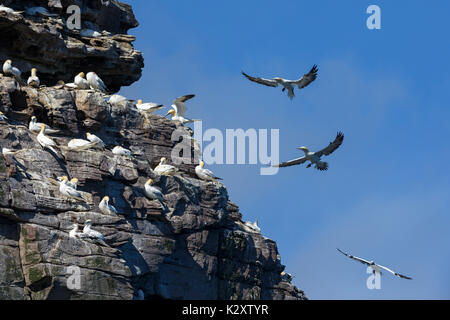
[294,64,318,89]
[377,264,412,280]
[315,132,344,158]
[173,95,194,117]
[336,248,371,265]
[241,71,278,87]
[272,156,307,168]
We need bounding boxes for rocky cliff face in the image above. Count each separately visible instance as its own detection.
[0,1,305,300]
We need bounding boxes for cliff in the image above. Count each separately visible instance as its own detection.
[0,1,306,300]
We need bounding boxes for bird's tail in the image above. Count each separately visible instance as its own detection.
[316,162,328,171]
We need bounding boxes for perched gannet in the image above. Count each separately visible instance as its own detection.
[136,100,164,113]
[3,60,22,83]
[37,124,59,154]
[1,147,19,155]
[59,176,85,201]
[273,132,344,171]
[112,146,132,156]
[0,111,7,121]
[166,109,200,125]
[25,6,58,17]
[154,157,178,176]
[27,68,40,88]
[281,272,294,282]
[86,132,105,148]
[83,220,105,241]
[99,196,118,215]
[80,28,102,38]
[242,65,318,100]
[74,72,90,89]
[67,138,98,151]
[337,248,412,280]
[69,224,85,238]
[195,160,222,181]
[86,72,108,93]
[0,5,23,15]
[107,94,128,105]
[165,94,200,124]
[244,220,260,233]
[29,116,59,134]
[70,178,79,189]
[144,179,165,206]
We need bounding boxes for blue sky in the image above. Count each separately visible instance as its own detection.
[121,1,450,299]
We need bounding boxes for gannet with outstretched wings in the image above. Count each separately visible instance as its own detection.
[273,132,344,171]
[337,248,412,280]
[241,65,318,100]
[166,94,200,124]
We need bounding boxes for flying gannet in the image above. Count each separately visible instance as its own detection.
[242,65,318,100]
[0,5,23,15]
[273,132,344,171]
[337,248,412,280]
[27,68,40,88]
[165,94,200,124]
[144,179,165,207]
[3,60,22,83]
[86,132,105,148]
[67,138,98,151]
[99,196,118,215]
[154,157,178,176]
[83,220,105,241]
[37,124,59,154]
[74,72,90,89]
[25,6,58,17]
[59,176,85,201]
[0,111,7,121]
[112,146,133,156]
[86,72,108,93]
[136,100,164,113]
[29,116,59,134]
[195,160,222,181]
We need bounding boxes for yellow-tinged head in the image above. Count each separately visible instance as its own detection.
[0,111,4,115]
[146,178,153,185]
[166,109,176,117]
[297,146,309,153]
[61,176,69,182]
[70,178,78,183]
[160,157,167,164]
[78,72,85,78]
[40,124,46,132]
[137,99,143,105]
[86,132,91,138]
[103,195,109,201]
[5,59,11,64]
[31,116,36,121]
[199,160,204,168]
[31,68,37,75]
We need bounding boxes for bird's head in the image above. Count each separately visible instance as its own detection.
[40,124,46,132]
[61,176,69,182]
[0,111,4,116]
[166,109,176,117]
[199,160,205,168]
[86,132,91,138]
[31,68,37,74]
[160,157,167,164]
[369,261,375,265]
[273,77,283,82]
[70,178,78,184]
[84,219,92,225]
[137,99,143,105]
[297,146,309,153]
[145,178,153,185]
[102,195,109,201]
[5,59,11,65]
[78,72,85,78]
[31,116,36,122]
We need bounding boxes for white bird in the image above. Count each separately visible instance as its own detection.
[280,271,294,282]
[273,132,344,171]
[86,132,105,148]
[25,7,57,17]
[74,72,90,89]
[166,109,200,125]
[195,160,222,181]
[86,72,108,93]
[107,94,128,105]
[3,60,22,83]
[1,147,19,155]
[337,248,412,280]
[29,116,59,134]
[244,220,260,233]
[0,5,23,15]
[57,176,77,189]
[27,68,40,88]
[144,179,165,206]
[83,220,105,241]
[112,146,132,156]
[99,196,118,215]
[59,176,84,201]
[67,138,98,151]
[69,224,85,238]
[242,65,318,100]
[0,111,7,121]
[154,157,178,176]
[37,124,59,154]
[165,94,200,124]
[80,28,102,38]
[136,99,164,113]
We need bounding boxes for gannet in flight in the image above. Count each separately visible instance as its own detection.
[195,160,222,181]
[337,248,412,280]
[165,94,200,124]
[86,132,105,148]
[144,179,165,207]
[136,100,164,113]
[67,138,98,151]
[99,196,118,215]
[27,68,40,88]
[0,111,7,121]
[112,146,132,156]
[83,220,105,241]
[86,72,108,93]
[242,65,318,100]
[74,72,90,89]
[0,5,23,15]
[29,116,59,134]
[273,132,344,171]
[3,60,22,83]
[59,176,85,201]
[25,6,58,17]
[154,157,178,176]
[37,124,59,154]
